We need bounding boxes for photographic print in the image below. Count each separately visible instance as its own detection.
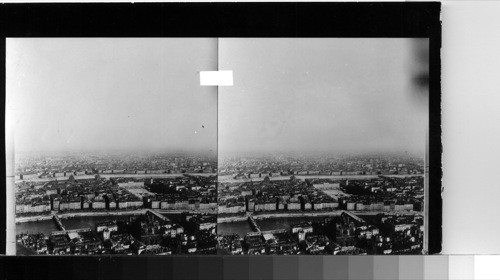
[6,37,432,256]
[7,38,218,255]
[216,38,429,255]
[0,5,442,280]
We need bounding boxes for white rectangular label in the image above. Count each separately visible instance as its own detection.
[200,70,233,86]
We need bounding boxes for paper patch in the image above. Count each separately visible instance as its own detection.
[200,70,233,86]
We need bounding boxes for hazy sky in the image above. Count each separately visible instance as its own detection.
[7,38,218,154]
[6,38,428,157]
[218,38,429,156]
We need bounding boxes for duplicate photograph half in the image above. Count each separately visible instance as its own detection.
[217,38,429,255]
[6,38,218,255]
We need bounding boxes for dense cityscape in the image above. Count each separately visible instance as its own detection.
[218,154,424,177]
[217,154,425,255]
[15,152,218,255]
[15,153,425,255]
[15,152,217,180]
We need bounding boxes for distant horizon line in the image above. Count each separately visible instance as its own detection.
[15,148,217,155]
[15,149,423,159]
[218,150,425,158]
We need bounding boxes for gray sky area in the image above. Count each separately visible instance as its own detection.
[218,38,429,157]
[7,38,218,155]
